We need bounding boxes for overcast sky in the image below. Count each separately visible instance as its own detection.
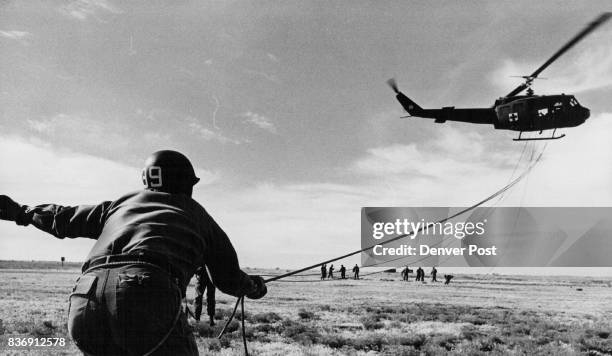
[1,1,612,273]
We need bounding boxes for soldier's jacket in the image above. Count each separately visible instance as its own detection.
[20,190,251,297]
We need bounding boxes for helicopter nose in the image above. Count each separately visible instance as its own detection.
[583,107,590,120]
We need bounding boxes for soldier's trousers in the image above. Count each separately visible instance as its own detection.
[68,264,198,355]
[194,289,215,321]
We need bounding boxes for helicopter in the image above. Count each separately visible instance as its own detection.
[388,13,610,141]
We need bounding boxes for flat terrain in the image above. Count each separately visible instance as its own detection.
[0,263,611,355]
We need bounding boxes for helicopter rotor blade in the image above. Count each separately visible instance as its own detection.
[509,75,547,80]
[505,12,611,98]
[387,78,399,94]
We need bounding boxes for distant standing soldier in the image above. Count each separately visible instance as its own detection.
[352,264,360,279]
[0,150,267,355]
[194,267,216,326]
[321,264,327,280]
[328,264,335,279]
[339,265,346,279]
[416,267,424,282]
[431,267,438,282]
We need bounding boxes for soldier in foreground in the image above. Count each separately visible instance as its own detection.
[194,267,216,326]
[0,150,267,355]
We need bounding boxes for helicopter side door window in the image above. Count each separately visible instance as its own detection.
[509,112,518,122]
[538,108,549,117]
[552,102,563,112]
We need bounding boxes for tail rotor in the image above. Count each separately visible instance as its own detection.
[387,78,400,94]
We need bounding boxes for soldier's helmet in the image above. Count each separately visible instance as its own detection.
[142,150,200,194]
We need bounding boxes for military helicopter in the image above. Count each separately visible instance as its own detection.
[388,13,610,141]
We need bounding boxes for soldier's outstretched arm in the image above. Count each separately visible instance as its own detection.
[203,216,266,299]
[0,195,111,239]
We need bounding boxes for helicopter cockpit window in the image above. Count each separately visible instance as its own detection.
[538,108,549,117]
[569,97,579,107]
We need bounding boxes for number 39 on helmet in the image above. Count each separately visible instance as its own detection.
[142,150,200,195]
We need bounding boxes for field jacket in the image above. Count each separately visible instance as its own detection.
[19,190,252,297]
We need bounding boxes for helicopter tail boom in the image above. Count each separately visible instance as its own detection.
[395,91,425,116]
[426,107,496,125]
[388,78,495,125]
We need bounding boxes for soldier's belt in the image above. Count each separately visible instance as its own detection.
[82,253,183,288]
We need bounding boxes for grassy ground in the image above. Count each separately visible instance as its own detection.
[0,264,611,355]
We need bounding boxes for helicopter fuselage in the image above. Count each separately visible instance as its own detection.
[394,91,589,133]
[493,94,589,132]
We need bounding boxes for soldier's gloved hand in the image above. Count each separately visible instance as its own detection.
[0,195,24,222]
[245,275,267,299]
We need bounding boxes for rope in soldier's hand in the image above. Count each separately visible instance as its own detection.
[217,296,249,355]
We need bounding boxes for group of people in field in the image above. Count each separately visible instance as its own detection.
[320,263,360,280]
[317,263,453,285]
[402,266,454,284]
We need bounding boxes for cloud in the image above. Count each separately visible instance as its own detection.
[243,68,279,83]
[509,112,612,206]
[60,0,122,21]
[193,168,220,187]
[26,113,131,153]
[353,128,513,179]
[0,135,139,205]
[0,30,31,40]
[267,53,280,63]
[0,135,219,261]
[185,116,244,144]
[242,111,278,134]
[24,112,246,162]
[201,181,364,268]
[0,135,220,199]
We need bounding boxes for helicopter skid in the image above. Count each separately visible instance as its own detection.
[513,130,565,141]
[513,134,565,141]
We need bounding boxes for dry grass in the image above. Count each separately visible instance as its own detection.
[1,264,611,355]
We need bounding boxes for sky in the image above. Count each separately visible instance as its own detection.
[1,0,612,274]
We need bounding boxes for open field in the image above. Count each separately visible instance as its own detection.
[0,263,611,355]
